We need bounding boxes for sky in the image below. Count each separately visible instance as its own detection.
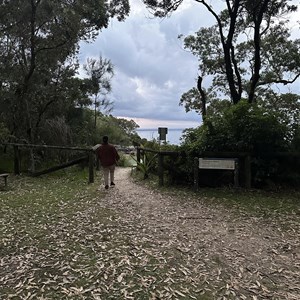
[78,0,300,129]
[78,0,210,129]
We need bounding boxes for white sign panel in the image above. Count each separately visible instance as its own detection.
[199,158,236,170]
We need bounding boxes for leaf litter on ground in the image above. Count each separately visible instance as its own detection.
[0,167,299,299]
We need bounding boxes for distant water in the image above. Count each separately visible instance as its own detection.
[136,128,185,145]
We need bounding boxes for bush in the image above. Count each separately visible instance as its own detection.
[0,122,10,143]
[179,101,298,188]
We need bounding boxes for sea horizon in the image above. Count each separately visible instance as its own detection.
[137,128,185,131]
[136,128,188,145]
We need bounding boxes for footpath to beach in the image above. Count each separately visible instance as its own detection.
[97,167,300,299]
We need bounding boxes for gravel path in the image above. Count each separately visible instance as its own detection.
[98,167,300,299]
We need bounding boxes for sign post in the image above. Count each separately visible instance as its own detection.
[194,157,239,190]
[158,127,168,141]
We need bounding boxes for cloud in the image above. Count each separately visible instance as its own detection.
[79,0,300,129]
[79,0,204,128]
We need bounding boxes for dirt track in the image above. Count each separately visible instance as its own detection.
[99,167,300,299]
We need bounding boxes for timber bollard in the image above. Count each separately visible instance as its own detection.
[158,153,164,186]
[13,145,20,175]
[137,148,141,164]
[194,157,199,190]
[244,155,251,189]
[88,150,94,184]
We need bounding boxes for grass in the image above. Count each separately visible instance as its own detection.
[132,170,300,217]
[0,167,115,298]
[198,187,300,214]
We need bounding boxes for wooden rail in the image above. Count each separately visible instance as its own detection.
[1,143,95,183]
[137,149,300,189]
[137,147,180,186]
[195,151,300,189]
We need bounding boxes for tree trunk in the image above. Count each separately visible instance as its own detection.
[248,0,270,103]
[197,76,207,120]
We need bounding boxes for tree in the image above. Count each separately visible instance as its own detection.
[83,56,114,127]
[142,0,299,106]
[0,0,129,170]
[257,91,300,143]
[0,122,10,143]
[179,76,207,121]
[0,0,130,141]
[113,118,140,136]
[94,115,140,146]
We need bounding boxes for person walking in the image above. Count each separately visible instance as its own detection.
[96,135,120,189]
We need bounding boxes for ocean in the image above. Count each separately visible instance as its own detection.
[136,128,185,145]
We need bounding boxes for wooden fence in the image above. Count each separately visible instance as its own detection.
[195,151,300,189]
[137,148,300,188]
[136,147,180,186]
[1,143,95,183]
[3,143,298,187]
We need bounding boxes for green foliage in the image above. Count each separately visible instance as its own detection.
[183,101,289,153]
[179,101,299,187]
[0,150,13,173]
[114,118,140,136]
[103,117,141,146]
[62,110,140,147]
[257,92,300,144]
[131,152,158,179]
[291,126,300,151]
[0,123,10,143]
[124,154,137,168]
[179,87,202,114]
[144,0,300,188]
[0,0,129,145]
[173,1,300,113]
[116,153,136,167]
[83,55,114,119]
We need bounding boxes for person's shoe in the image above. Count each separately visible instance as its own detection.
[105,185,109,189]
[110,182,115,186]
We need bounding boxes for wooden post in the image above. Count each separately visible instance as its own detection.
[88,151,94,184]
[244,155,251,189]
[194,157,199,191]
[234,159,239,188]
[96,156,100,171]
[137,147,141,164]
[92,144,100,171]
[13,145,20,175]
[158,153,164,186]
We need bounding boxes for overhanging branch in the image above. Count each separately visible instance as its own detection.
[258,73,300,86]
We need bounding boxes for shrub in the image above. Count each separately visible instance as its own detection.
[179,101,297,188]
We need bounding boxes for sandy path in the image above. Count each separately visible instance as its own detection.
[97,167,300,299]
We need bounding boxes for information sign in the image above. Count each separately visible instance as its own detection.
[199,158,236,170]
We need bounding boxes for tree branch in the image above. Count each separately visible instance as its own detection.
[258,73,300,86]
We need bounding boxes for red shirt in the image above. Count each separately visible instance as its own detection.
[96,143,120,167]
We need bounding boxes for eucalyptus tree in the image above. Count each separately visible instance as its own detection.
[142,0,299,108]
[0,0,129,144]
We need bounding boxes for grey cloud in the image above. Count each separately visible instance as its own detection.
[79,0,204,127]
